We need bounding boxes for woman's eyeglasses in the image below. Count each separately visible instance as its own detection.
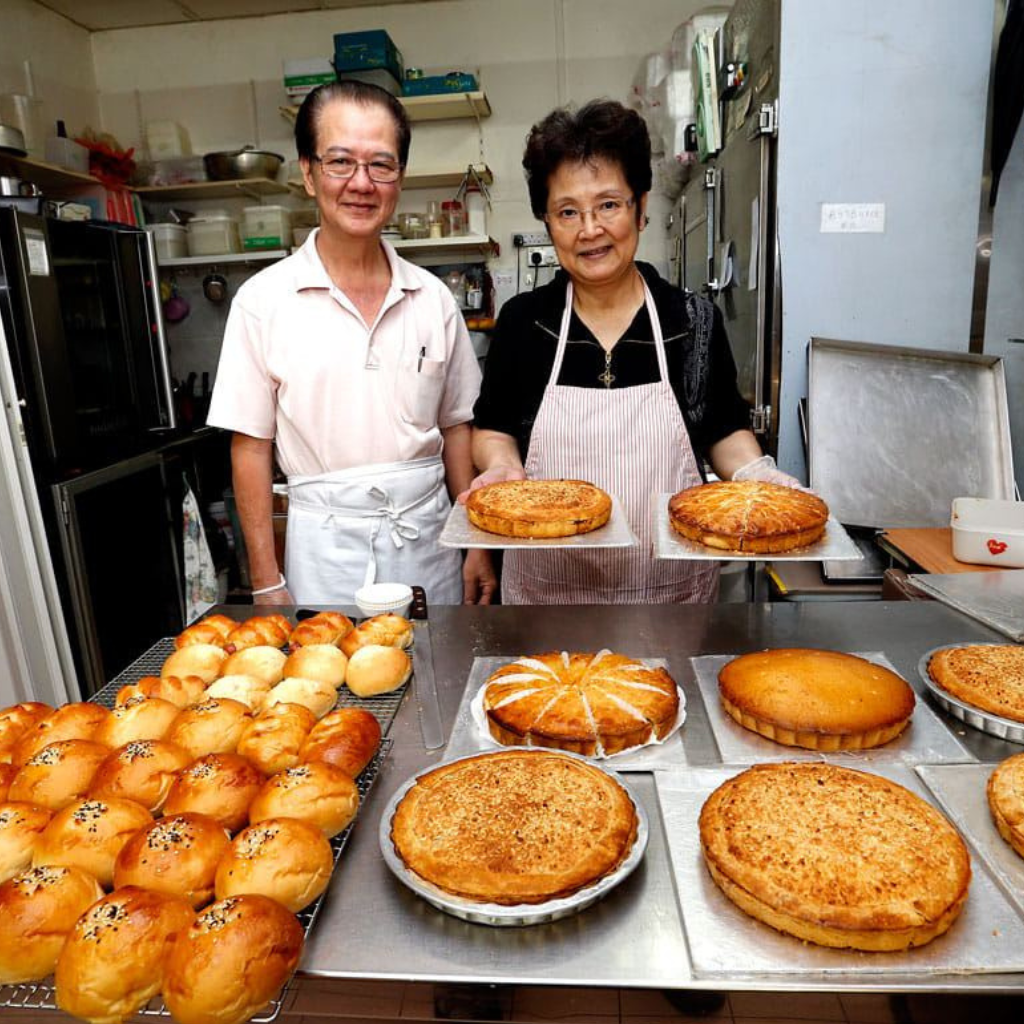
[546,196,635,231]
[312,154,403,183]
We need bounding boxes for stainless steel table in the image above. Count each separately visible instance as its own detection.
[298,601,1024,993]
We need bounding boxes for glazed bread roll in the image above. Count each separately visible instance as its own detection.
[0,763,14,801]
[163,753,265,833]
[114,813,231,909]
[163,894,304,1024]
[12,702,111,767]
[345,645,412,697]
[340,613,413,657]
[116,674,207,709]
[283,644,348,688]
[55,885,196,1024]
[0,702,52,764]
[87,739,192,813]
[9,739,110,811]
[236,702,316,776]
[219,646,287,686]
[205,673,272,713]
[175,613,236,650]
[33,796,153,888]
[265,676,338,720]
[166,697,253,759]
[92,694,180,748]
[224,614,292,654]
[0,802,53,883]
[215,817,333,912]
[289,610,354,648]
[161,644,228,685]
[0,864,104,984]
[299,708,382,779]
[249,761,359,838]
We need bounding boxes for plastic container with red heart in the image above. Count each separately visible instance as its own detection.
[950,497,1024,568]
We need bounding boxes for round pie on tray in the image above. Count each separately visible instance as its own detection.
[482,650,680,756]
[927,645,1024,723]
[699,762,971,952]
[668,480,829,553]
[466,479,612,538]
[987,752,1024,860]
[717,648,915,750]
[389,749,639,905]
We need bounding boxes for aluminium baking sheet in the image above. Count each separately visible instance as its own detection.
[652,493,861,562]
[917,764,1024,918]
[442,656,689,770]
[439,493,636,550]
[691,652,974,766]
[908,572,1024,643]
[656,765,1024,977]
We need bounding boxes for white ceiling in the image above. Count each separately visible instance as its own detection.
[34,0,440,32]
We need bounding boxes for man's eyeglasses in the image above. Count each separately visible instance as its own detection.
[546,196,635,231]
[312,154,403,183]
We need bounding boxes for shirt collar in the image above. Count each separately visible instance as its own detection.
[292,229,423,295]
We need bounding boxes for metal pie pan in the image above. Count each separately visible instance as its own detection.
[378,749,649,926]
[917,642,1024,744]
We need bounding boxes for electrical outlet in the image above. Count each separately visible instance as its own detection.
[513,231,549,247]
[527,245,558,267]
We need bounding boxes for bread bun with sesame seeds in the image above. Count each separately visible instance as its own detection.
[165,697,253,760]
[87,740,192,814]
[0,702,52,764]
[55,885,195,1024]
[0,802,53,883]
[162,753,265,833]
[11,702,111,767]
[115,675,207,709]
[236,702,317,776]
[92,694,180,748]
[248,760,359,838]
[9,739,110,811]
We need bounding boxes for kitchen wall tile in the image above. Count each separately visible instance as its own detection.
[838,994,901,1023]
[288,977,405,1018]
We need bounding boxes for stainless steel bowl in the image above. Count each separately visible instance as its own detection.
[203,147,284,181]
[0,123,27,157]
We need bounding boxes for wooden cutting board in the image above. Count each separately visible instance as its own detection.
[881,528,1002,575]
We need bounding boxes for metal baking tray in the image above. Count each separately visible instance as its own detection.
[691,652,974,765]
[918,643,1024,745]
[652,493,861,562]
[0,738,393,1020]
[908,572,1024,643]
[378,749,649,926]
[917,763,1024,918]
[656,764,1024,977]
[442,656,688,771]
[439,493,636,549]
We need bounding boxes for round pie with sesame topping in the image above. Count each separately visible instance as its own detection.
[466,479,612,538]
[699,763,971,951]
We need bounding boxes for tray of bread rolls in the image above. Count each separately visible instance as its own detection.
[0,608,410,1024]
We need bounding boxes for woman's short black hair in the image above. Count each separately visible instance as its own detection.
[295,80,411,167]
[522,99,652,219]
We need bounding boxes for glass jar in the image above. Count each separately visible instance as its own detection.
[426,200,444,239]
[401,212,429,240]
[443,269,466,308]
[441,199,465,237]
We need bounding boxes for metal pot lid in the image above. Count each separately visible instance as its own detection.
[205,145,285,160]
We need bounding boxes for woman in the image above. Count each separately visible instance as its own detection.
[208,81,495,606]
[466,99,800,604]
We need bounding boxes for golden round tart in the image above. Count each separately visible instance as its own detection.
[699,763,971,952]
[927,644,1024,723]
[482,651,680,756]
[390,750,638,905]
[718,648,915,750]
[466,479,611,538]
[988,752,1024,860]
[668,480,828,553]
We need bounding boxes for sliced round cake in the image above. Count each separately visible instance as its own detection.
[668,480,828,553]
[466,479,611,538]
[482,651,680,756]
[988,752,1024,860]
[717,648,915,750]
[699,762,971,951]
[927,644,1024,723]
[390,749,638,905]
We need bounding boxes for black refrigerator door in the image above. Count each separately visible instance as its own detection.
[51,451,184,697]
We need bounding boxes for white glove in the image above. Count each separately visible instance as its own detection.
[732,454,809,491]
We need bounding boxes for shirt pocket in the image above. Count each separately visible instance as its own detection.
[398,356,447,428]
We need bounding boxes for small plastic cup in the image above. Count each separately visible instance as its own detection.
[354,582,413,619]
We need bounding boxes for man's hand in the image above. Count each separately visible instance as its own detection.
[732,455,810,491]
[456,464,527,505]
[462,549,497,604]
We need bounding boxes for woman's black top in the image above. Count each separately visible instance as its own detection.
[472,262,752,466]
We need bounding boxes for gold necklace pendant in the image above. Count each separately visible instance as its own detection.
[598,349,616,388]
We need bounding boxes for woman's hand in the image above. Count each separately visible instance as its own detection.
[463,549,498,604]
[456,464,527,504]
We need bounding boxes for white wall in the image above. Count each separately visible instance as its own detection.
[775,0,994,479]
[0,0,98,157]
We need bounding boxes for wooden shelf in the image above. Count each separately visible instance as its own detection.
[390,234,496,266]
[286,163,492,196]
[0,153,101,193]
[135,178,288,202]
[157,249,289,268]
[279,91,490,126]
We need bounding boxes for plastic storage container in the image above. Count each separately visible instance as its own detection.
[150,223,188,261]
[283,58,335,104]
[333,29,403,83]
[187,211,241,256]
[950,497,1024,568]
[242,205,292,250]
[146,120,191,159]
[441,199,465,237]
[464,184,486,236]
